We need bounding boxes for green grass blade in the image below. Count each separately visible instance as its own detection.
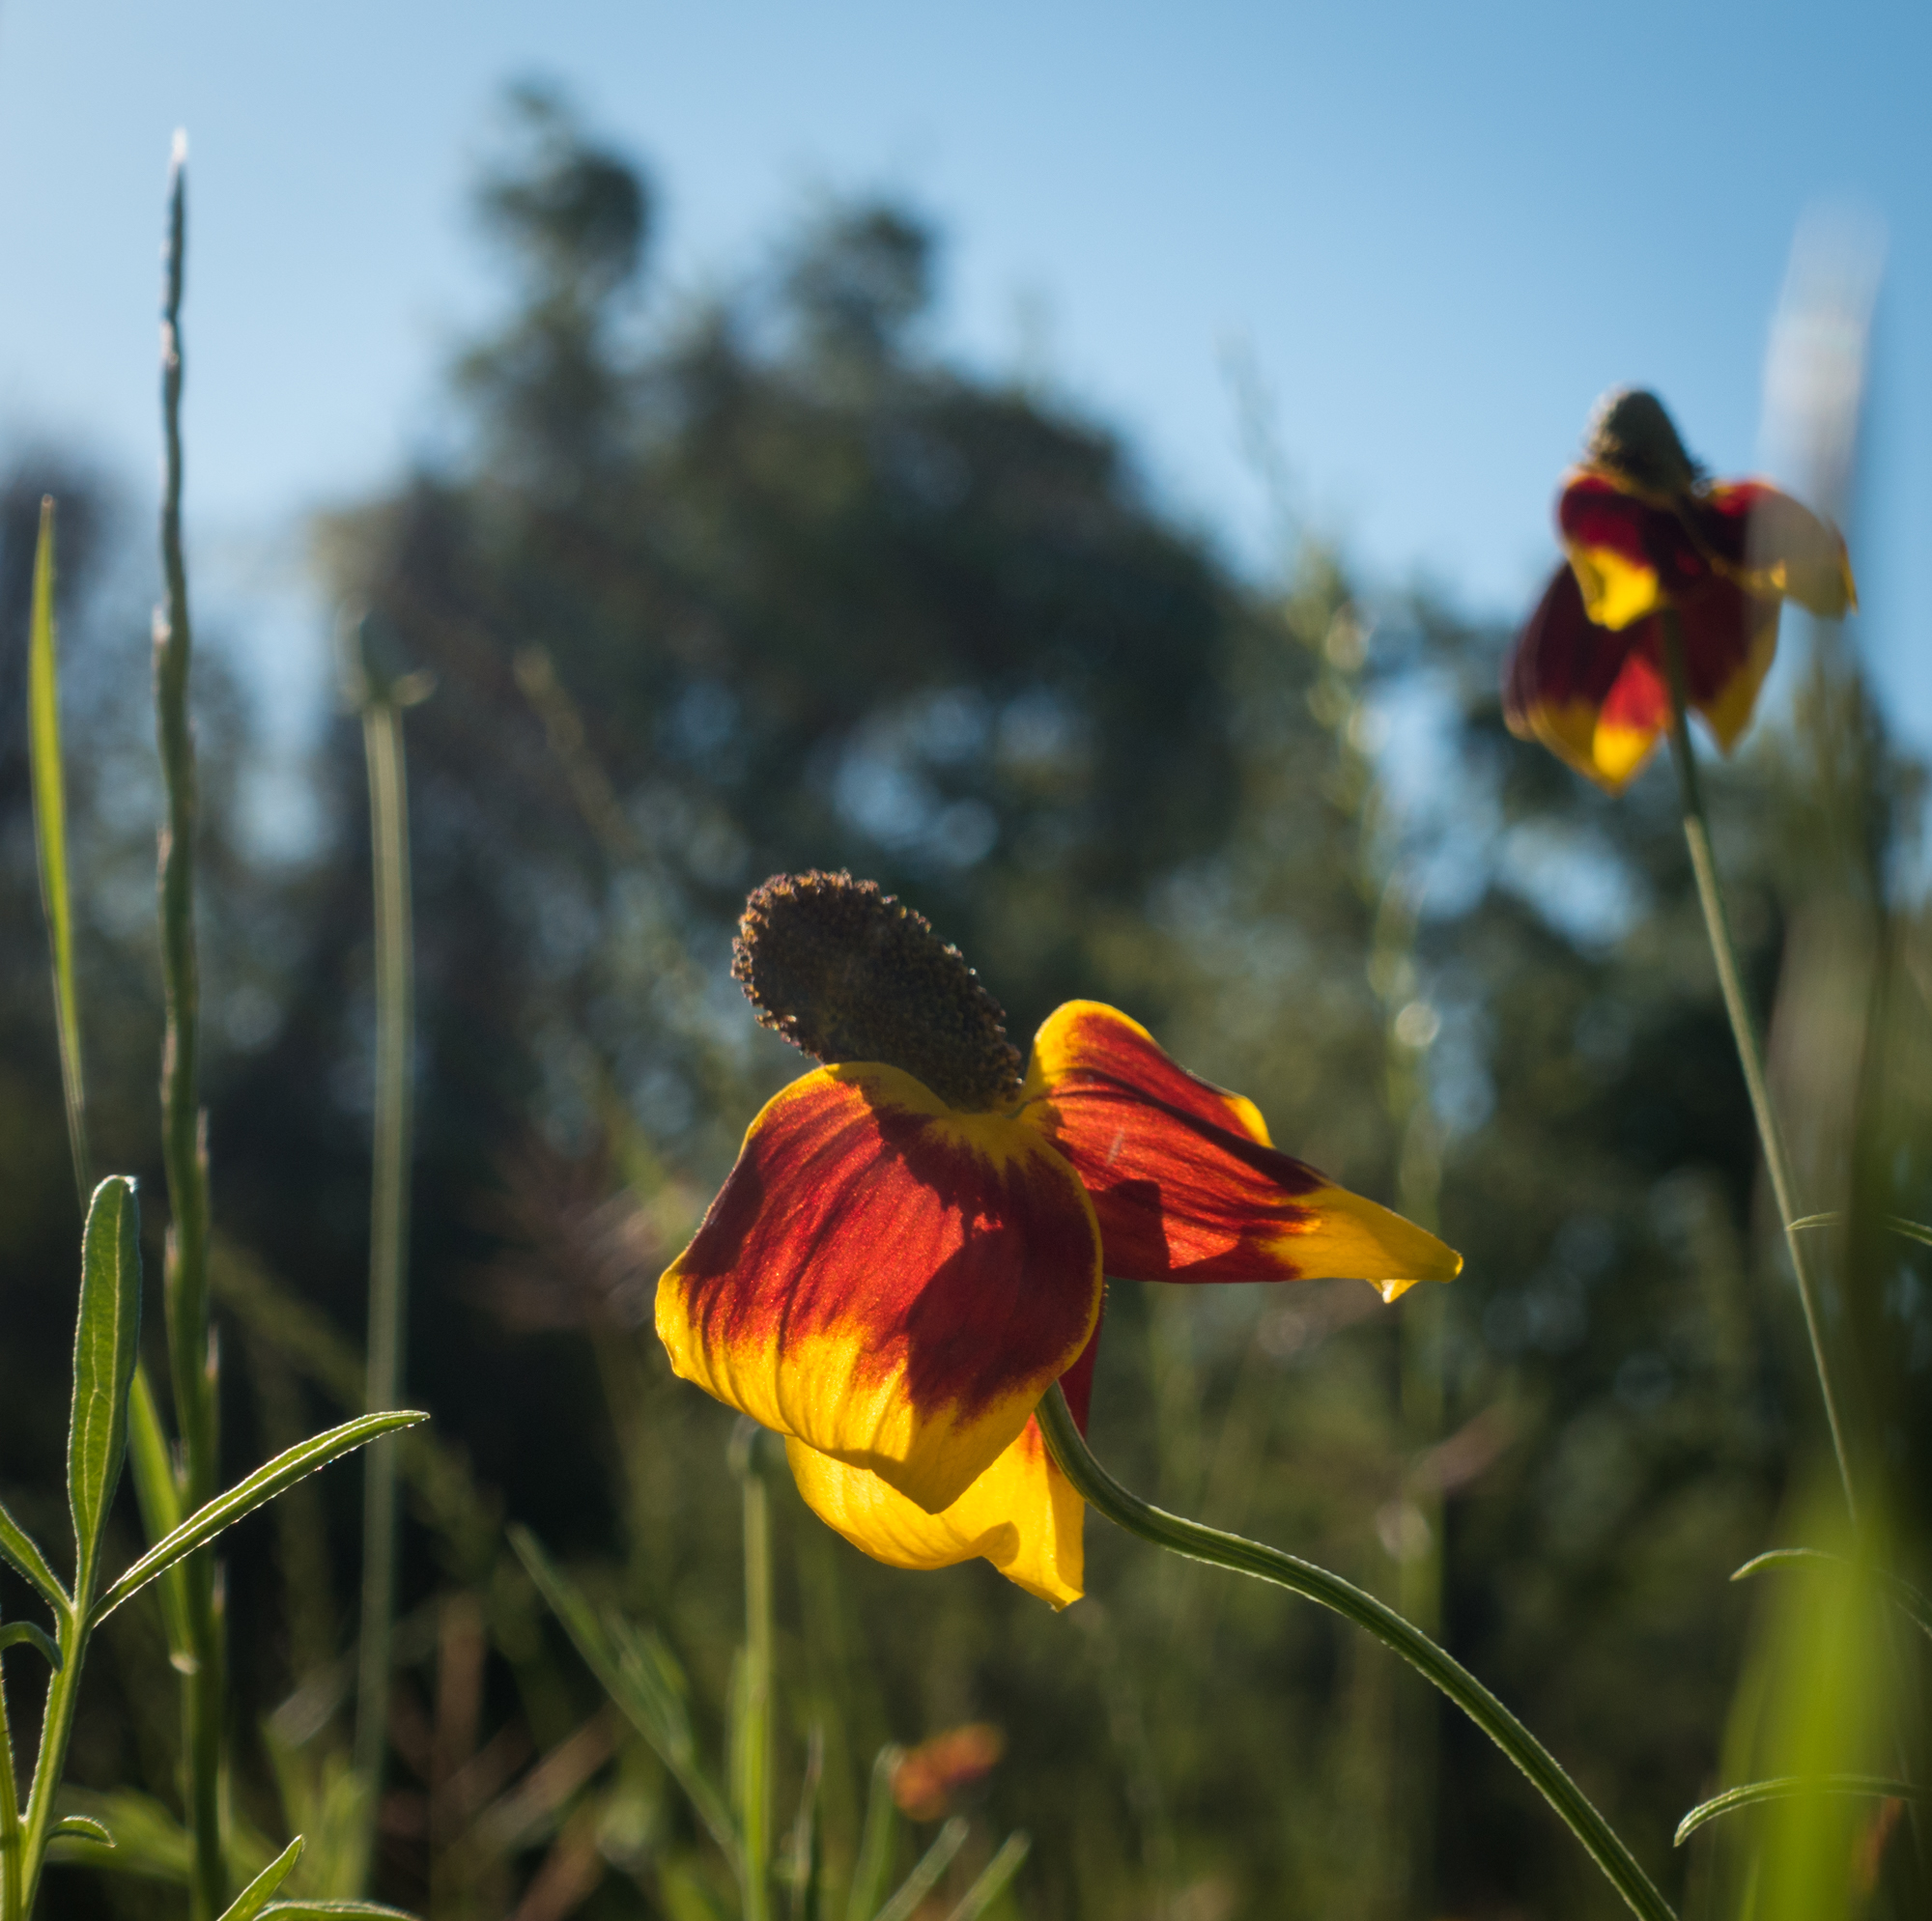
[26,494,91,1206]
[842,1747,902,1921]
[0,1499,68,1614]
[1674,1775,1919,1847]
[732,1441,774,1921]
[92,1411,426,1624]
[255,1904,418,1918]
[1732,1547,1932,1646]
[786,1727,824,1921]
[69,1176,143,1601]
[216,1836,302,1920]
[939,1833,1030,1921]
[869,1817,966,1921]
[126,1368,196,1667]
[509,1525,740,1865]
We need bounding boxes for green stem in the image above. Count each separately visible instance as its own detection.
[0,1653,20,1921]
[153,133,226,1921]
[734,1428,774,1921]
[17,1605,85,1915]
[1658,616,1859,1524]
[1036,1385,1675,1921]
[350,692,418,1881]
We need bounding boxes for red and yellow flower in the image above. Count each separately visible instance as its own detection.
[656,873,1461,1608]
[1504,389,1855,791]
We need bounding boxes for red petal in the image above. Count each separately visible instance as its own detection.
[1688,481,1857,618]
[1674,578,1780,751]
[1558,469,1709,627]
[1505,565,1662,790]
[1020,1003,1461,1296]
[657,1063,1101,1512]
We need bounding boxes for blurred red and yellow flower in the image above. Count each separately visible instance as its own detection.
[1505,389,1855,791]
[891,1724,1006,1821]
[657,873,1460,1608]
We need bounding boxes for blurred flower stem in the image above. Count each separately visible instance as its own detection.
[1660,615,1860,1523]
[345,621,424,1886]
[153,134,228,1921]
[1036,1383,1677,1921]
[730,1421,776,1921]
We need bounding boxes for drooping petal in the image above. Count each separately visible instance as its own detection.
[787,1417,1086,1607]
[1675,576,1781,752]
[657,1063,1101,1513]
[1686,481,1857,618]
[1557,469,1710,631]
[783,1311,1102,1608]
[1019,1003,1461,1301]
[1505,564,1665,790]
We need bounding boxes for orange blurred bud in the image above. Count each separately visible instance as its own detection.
[890,1723,1006,1821]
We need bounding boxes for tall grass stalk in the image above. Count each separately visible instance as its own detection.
[348,641,421,1885]
[153,132,227,1921]
[1659,616,1860,1523]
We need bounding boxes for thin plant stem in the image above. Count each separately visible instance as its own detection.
[1658,615,1859,1523]
[350,690,418,1878]
[153,132,226,1921]
[0,1650,20,1921]
[733,1427,775,1921]
[16,1607,84,1917]
[1035,1384,1677,1921]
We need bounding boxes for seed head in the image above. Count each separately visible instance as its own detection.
[732,871,1022,1113]
[1584,388,1700,496]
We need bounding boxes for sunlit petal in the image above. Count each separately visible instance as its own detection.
[1020,1003,1461,1300]
[657,1063,1101,1513]
[787,1418,1086,1608]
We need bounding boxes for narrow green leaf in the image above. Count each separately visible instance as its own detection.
[843,1747,902,1921]
[871,1817,966,1921]
[510,1525,739,1863]
[126,1367,196,1669]
[257,1904,417,1918]
[0,1497,68,1615]
[1732,1546,1932,1646]
[786,1728,824,1921]
[50,1814,114,1845]
[1675,1774,1919,1846]
[940,1833,1029,1921]
[92,1411,426,1624]
[217,1836,303,1920]
[45,1787,190,1878]
[70,1175,143,1596]
[26,494,92,1203]
[0,1621,62,1669]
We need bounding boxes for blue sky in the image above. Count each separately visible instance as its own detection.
[0,0,1925,765]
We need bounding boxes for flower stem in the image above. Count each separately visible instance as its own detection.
[350,685,418,1885]
[1036,1384,1676,1921]
[1658,616,1859,1524]
[154,133,228,1921]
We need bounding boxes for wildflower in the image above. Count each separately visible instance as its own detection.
[892,1724,1006,1821]
[1504,389,1855,791]
[656,872,1460,1606]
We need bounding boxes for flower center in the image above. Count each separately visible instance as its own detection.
[1585,387,1699,496]
[732,871,1023,1113]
